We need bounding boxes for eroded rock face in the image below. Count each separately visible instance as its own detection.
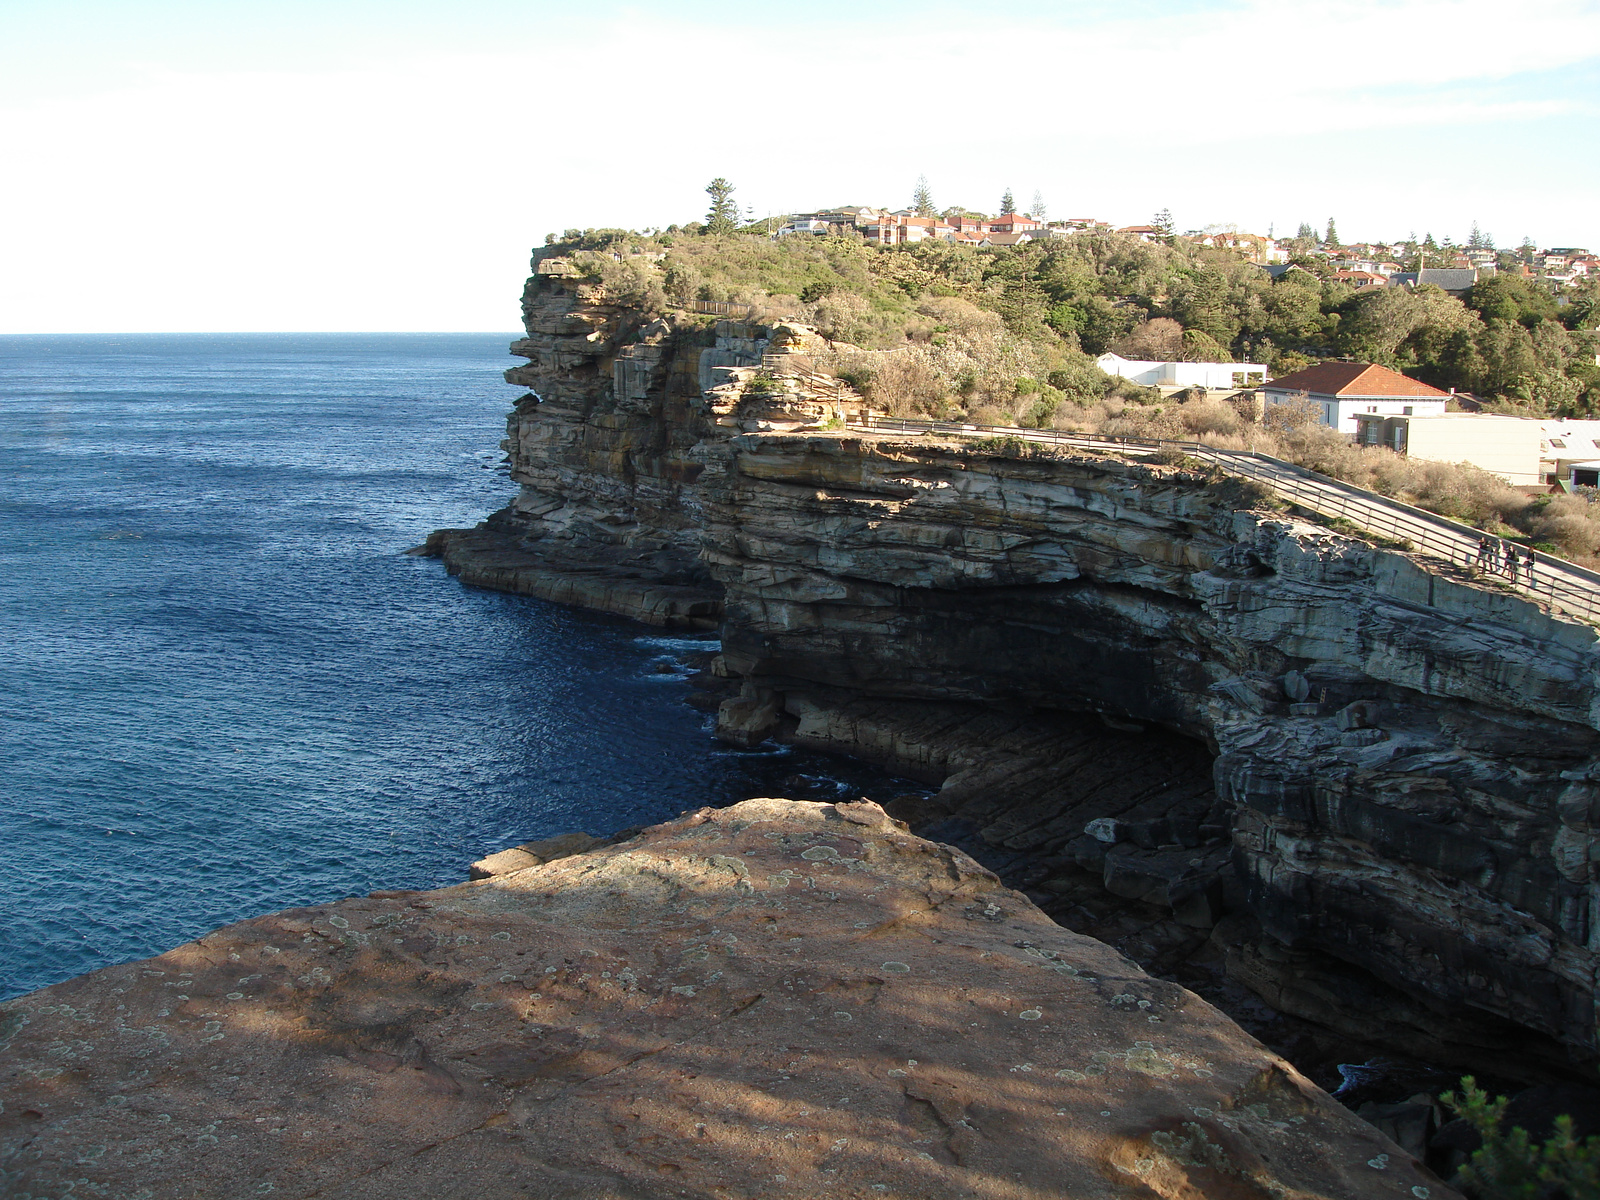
[421,267,848,628]
[0,800,1450,1199]
[692,434,1600,1071]
[432,270,1600,1075]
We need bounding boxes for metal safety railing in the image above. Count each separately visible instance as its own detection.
[852,414,1600,626]
[689,301,758,319]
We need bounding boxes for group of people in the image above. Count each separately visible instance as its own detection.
[1476,537,1537,585]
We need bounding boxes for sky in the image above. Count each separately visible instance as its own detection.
[2,0,1597,333]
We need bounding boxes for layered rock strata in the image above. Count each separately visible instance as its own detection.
[697,433,1600,1077]
[421,265,844,629]
[0,799,1451,1200]
[433,266,1600,1079]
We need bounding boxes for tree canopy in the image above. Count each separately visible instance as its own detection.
[543,217,1600,418]
[704,178,737,234]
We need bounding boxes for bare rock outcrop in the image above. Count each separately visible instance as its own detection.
[0,800,1451,1199]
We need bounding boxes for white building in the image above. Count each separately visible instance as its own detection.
[1259,362,1451,434]
[776,218,830,237]
[1096,353,1266,391]
[1353,413,1543,486]
[1540,420,1600,486]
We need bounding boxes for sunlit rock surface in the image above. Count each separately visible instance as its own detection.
[0,800,1449,1199]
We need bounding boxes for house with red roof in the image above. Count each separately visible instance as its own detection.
[1259,362,1451,434]
[946,214,994,234]
[987,213,1042,234]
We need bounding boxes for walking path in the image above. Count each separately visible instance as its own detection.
[852,415,1600,626]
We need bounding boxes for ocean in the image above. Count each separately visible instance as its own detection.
[0,333,911,1000]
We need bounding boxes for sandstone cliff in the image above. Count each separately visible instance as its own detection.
[429,261,1600,1085]
[0,799,1452,1199]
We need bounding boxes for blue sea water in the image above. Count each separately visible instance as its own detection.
[0,333,912,1001]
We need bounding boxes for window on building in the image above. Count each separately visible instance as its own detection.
[1403,406,1413,415]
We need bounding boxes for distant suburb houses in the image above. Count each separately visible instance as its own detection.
[775,207,1594,294]
[776,207,1054,246]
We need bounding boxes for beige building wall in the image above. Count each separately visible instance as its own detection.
[1403,415,1544,485]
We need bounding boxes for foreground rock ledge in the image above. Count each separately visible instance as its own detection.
[1,800,1451,1199]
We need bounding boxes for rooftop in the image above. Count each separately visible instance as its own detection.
[1265,362,1452,400]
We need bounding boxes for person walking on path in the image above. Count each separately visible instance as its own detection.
[1523,548,1536,588]
[1472,537,1497,576]
[1507,546,1522,584]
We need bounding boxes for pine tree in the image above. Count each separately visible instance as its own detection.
[1296,222,1316,241]
[1324,217,1339,247]
[704,178,737,234]
[1468,220,1484,249]
[1152,208,1173,236]
[912,175,935,218]
[1520,236,1537,263]
[1030,189,1047,220]
[1000,188,1016,215]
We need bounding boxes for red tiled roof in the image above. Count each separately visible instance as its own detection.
[1264,362,1450,399]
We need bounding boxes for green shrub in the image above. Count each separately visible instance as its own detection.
[1443,1077,1600,1200]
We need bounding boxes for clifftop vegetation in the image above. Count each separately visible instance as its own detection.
[541,222,1600,425]
[537,223,1600,563]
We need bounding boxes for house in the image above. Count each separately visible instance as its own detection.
[1540,420,1600,485]
[1096,353,1266,391]
[1192,231,1277,263]
[1334,270,1386,289]
[1351,413,1543,485]
[946,214,994,234]
[864,215,957,245]
[988,213,1042,235]
[1331,257,1401,277]
[1117,225,1165,242]
[985,232,1033,247]
[815,206,882,228]
[776,218,830,237]
[1259,362,1451,434]
[1386,267,1482,296]
[1256,263,1315,281]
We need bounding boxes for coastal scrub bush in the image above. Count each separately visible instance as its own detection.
[1178,398,1242,437]
[536,220,1599,414]
[1443,1077,1600,1200]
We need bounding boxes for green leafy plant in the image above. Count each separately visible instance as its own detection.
[1442,1077,1600,1199]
